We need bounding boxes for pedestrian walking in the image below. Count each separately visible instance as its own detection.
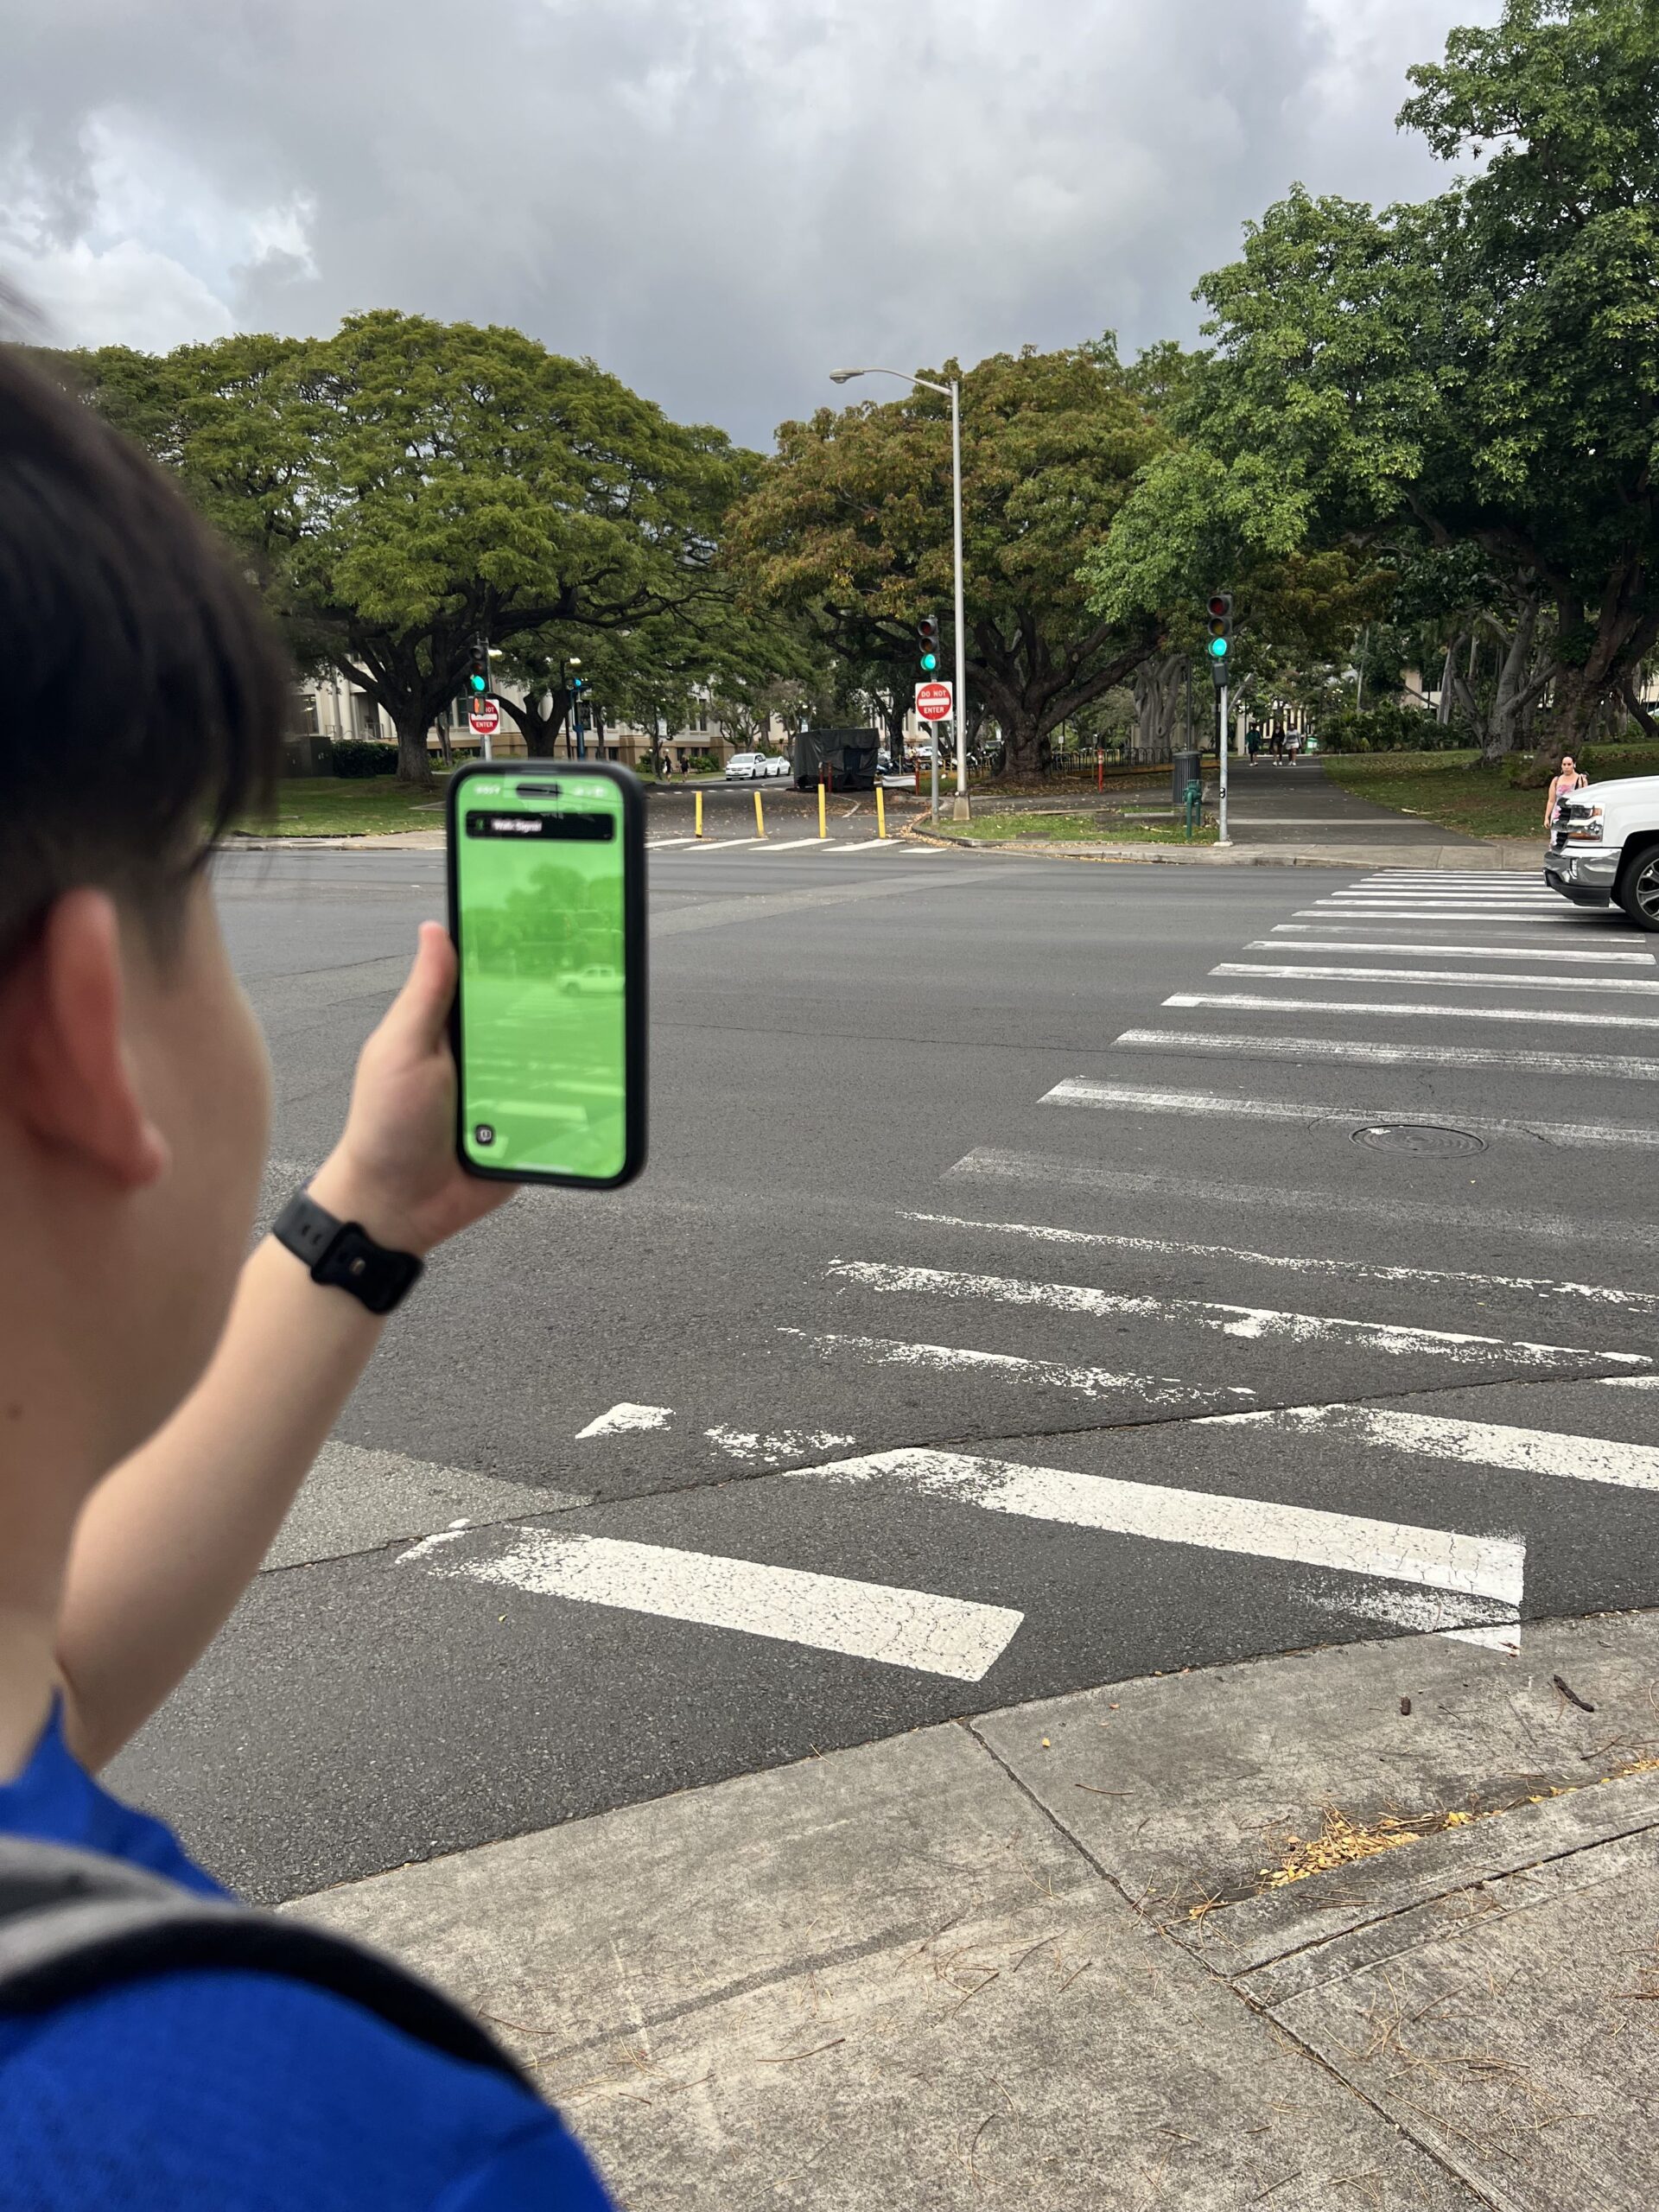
[0,341,613,2207]
[1270,728,1285,763]
[1246,726,1261,765]
[1545,753,1588,829]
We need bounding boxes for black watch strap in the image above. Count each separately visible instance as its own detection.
[272,1191,423,1316]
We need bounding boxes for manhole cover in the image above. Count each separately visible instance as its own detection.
[1351,1123,1486,1158]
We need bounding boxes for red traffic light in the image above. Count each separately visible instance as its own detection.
[1207,594,1231,620]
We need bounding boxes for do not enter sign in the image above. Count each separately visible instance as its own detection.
[468,698,501,739]
[914,681,953,722]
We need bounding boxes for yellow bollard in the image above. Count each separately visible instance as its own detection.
[753,789,766,838]
[876,785,887,840]
[695,790,704,839]
[817,782,828,841]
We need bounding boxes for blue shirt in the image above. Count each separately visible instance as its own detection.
[0,1707,614,2210]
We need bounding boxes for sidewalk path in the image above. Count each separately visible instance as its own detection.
[289,1610,1659,2209]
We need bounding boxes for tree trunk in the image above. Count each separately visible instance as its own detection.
[1130,655,1183,763]
[394,709,433,788]
[499,687,565,759]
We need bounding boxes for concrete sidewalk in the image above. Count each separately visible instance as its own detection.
[289,1612,1659,2208]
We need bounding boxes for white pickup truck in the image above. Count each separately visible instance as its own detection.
[1544,775,1659,929]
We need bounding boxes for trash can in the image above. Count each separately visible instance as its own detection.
[1171,750,1200,806]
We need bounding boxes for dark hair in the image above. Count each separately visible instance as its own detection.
[0,339,289,963]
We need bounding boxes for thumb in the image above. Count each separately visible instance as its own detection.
[377,923,457,1055]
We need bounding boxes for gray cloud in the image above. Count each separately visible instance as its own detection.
[3,0,1498,446]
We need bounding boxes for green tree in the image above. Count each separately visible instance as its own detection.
[1110,0,1659,761]
[60,314,744,785]
[728,342,1167,776]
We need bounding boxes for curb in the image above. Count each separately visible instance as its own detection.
[899,827,1500,868]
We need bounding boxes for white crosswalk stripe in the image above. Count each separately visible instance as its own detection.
[798,1449,1526,1617]
[410,1529,1023,1681]
[1208,1405,1659,1496]
[775,1326,1255,1406]
[824,1257,1649,1368]
[1213,960,1659,994]
[1291,906,1590,922]
[1168,989,1659,1030]
[1116,1028,1659,1083]
[895,1208,1659,1314]
[1044,1073,1659,1152]
[1249,936,1654,964]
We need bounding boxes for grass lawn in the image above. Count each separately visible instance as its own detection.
[232,775,452,836]
[1321,745,1659,839]
[945,810,1219,846]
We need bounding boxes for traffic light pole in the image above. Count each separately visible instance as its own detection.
[1217,683,1231,847]
[950,378,969,824]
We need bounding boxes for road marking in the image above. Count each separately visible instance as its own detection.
[1211,1404,1659,1495]
[1116,1028,1659,1083]
[1168,990,1659,1031]
[677,836,764,850]
[1043,1074,1659,1154]
[575,1402,672,1440]
[941,1146,1656,1247]
[800,1448,1526,1610]
[760,836,833,849]
[1292,906,1592,925]
[1325,890,1558,902]
[827,1258,1648,1366]
[646,837,698,849]
[1213,961,1659,995]
[1249,937,1654,964]
[413,1529,1023,1681]
[776,1325,1257,1404]
[704,1424,856,1465]
[896,1210,1659,1314]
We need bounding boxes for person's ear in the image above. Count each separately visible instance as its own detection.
[0,890,170,1190]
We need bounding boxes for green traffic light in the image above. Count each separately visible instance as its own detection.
[920,652,938,671]
[1208,636,1230,659]
[469,674,486,691]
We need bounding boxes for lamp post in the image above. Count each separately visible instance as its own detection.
[830,365,969,823]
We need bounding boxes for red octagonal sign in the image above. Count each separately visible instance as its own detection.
[914,681,953,722]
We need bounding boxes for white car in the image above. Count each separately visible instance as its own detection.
[1546,773,1659,926]
[724,753,764,780]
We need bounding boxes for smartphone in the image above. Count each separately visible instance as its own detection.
[447,760,646,1187]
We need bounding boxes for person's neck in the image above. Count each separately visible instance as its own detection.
[0,1606,59,1782]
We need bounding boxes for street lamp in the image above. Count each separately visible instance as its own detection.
[829,365,969,823]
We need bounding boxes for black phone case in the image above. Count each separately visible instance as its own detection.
[446,758,648,1189]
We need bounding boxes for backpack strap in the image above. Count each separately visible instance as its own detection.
[0,1836,535,2091]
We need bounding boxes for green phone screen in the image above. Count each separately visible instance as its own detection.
[452,769,634,1182]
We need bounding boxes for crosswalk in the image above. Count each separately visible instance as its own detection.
[398,862,1659,1684]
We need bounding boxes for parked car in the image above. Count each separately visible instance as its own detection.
[1546,775,1659,927]
[556,963,622,996]
[724,752,765,780]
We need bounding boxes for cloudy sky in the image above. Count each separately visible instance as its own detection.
[4,0,1497,448]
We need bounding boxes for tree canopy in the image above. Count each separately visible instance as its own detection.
[727,343,1168,774]
[1091,0,1659,759]
[61,313,747,782]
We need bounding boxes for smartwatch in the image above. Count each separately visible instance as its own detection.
[272,1190,423,1315]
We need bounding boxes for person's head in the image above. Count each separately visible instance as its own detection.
[0,340,290,1523]
[1560,757,1576,776]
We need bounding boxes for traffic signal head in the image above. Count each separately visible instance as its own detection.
[917,614,941,673]
[467,642,488,695]
[1205,592,1233,660]
[571,672,584,694]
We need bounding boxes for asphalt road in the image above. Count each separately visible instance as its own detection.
[111,828,1659,1900]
